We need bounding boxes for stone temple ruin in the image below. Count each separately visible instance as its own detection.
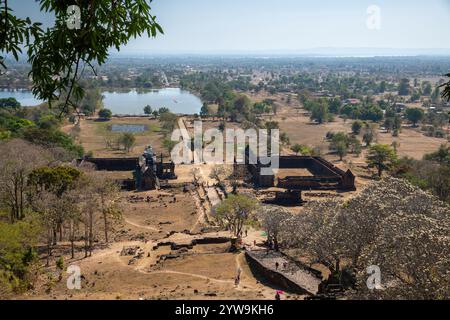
[78,146,176,191]
[242,147,356,205]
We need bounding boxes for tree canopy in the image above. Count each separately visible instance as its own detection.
[0,0,163,115]
[366,144,397,177]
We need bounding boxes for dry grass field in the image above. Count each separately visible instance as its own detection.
[33,93,446,301]
[17,186,301,300]
[72,117,164,158]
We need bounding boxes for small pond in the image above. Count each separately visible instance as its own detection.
[110,124,147,133]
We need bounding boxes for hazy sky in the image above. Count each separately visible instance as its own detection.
[11,0,450,54]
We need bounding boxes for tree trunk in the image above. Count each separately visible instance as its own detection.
[19,178,24,220]
[14,180,19,221]
[84,220,89,258]
[273,237,279,252]
[103,211,108,244]
[89,210,93,256]
[59,223,63,242]
[70,220,75,259]
[46,229,52,267]
[101,195,109,244]
[52,227,57,246]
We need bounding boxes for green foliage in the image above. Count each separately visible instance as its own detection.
[0,112,35,134]
[28,166,82,196]
[410,91,421,102]
[98,108,112,120]
[291,143,312,155]
[22,126,84,157]
[328,132,362,160]
[143,105,152,115]
[159,111,178,133]
[0,3,42,69]
[0,218,40,293]
[0,130,11,140]
[405,107,424,126]
[265,121,279,131]
[393,151,450,203]
[431,86,440,103]
[423,81,433,96]
[349,137,362,156]
[37,114,60,129]
[158,107,170,115]
[378,80,387,93]
[0,105,83,157]
[360,105,383,122]
[351,120,363,135]
[338,102,382,122]
[78,89,103,116]
[280,132,290,145]
[440,74,450,101]
[24,0,163,114]
[0,97,21,109]
[366,144,397,177]
[162,137,177,153]
[328,98,341,114]
[230,94,252,122]
[362,131,373,146]
[253,102,269,114]
[309,99,329,124]
[398,78,410,96]
[118,132,135,153]
[424,144,450,166]
[215,194,258,238]
[200,103,209,117]
[2,0,162,113]
[55,257,64,271]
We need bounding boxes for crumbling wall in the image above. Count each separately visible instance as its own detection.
[83,157,139,171]
[245,252,314,295]
[246,155,356,191]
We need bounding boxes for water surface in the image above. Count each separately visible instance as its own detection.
[102,88,202,115]
[110,124,147,133]
[0,88,202,115]
[0,89,42,106]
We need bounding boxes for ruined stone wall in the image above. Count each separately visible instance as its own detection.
[83,157,139,171]
[245,251,314,295]
[306,158,339,177]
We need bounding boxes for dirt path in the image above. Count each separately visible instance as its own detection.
[141,270,234,284]
[124,218,160,232]
[177,117,222,219]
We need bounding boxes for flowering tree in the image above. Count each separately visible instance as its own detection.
[282,198,346,273]
[281,177,450,299]
[258,205,293,251]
